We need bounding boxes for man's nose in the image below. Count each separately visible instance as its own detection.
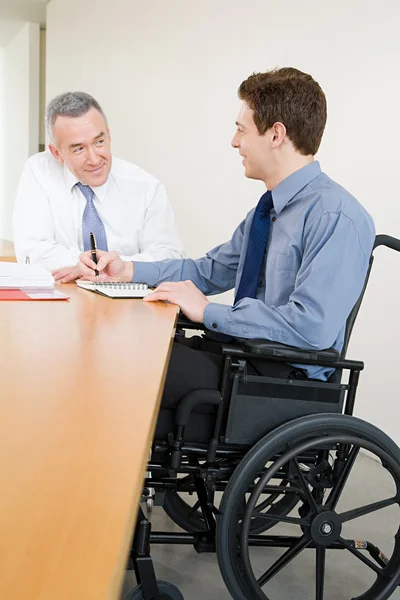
[86,146,101,164]
[231,133,239,148]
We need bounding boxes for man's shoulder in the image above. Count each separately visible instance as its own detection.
[303,172,375,254]
[307,172,374,226]
[111,156,161,188]
[24,150,63,179]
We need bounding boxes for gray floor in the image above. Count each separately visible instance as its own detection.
[121,453,400,599]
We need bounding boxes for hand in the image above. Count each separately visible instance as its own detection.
[78,250,134,282]
[52,264,84,283]
[144,280,209,323]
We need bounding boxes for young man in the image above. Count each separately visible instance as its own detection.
[78,67,375,411]
[13,92,183,280]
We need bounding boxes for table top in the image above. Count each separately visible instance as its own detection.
[0,238,16,261]
[0,283,178,599]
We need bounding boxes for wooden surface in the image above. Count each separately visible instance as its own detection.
[0,284,178,599]
[0,238,16,261]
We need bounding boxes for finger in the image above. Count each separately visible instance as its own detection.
[80,272,115,283]
[143,291,169,302]
[96,250,120,272]
[79,253,98,270]
[144,291,178,304]
[53,270,68,281]
[78,265,98,280]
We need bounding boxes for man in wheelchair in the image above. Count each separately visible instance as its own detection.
[79,68,400,600]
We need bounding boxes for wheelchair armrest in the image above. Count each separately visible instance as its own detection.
[243,339,339,362]
[222,339,340,364]
[176,313,207,331]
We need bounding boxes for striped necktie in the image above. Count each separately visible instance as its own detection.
[235,190,274,303]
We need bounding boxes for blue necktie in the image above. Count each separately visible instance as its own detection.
[235,190,274,303]
[77,182,109,251]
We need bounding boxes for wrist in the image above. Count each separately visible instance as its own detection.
[122,261,134,282]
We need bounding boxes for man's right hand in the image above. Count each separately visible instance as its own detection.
[78,250,134,282]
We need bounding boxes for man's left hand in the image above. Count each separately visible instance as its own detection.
[144,280,209,323]
[52,264,87,283]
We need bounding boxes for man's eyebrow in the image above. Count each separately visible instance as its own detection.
[69,132,105,149]
[93,131,105,140]
[235,121,246,128]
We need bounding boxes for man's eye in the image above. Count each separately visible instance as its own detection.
[96,139,104,145]
[74,147,83,154]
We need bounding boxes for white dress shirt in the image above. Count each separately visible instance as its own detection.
[13,151,184,270]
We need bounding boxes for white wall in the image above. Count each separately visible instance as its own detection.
[0,22,40,240]
[46,0,400,443]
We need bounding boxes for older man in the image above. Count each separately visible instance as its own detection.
[13,91,183,280]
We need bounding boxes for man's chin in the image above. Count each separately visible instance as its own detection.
[244,168,256,180]
[84,166,110,187]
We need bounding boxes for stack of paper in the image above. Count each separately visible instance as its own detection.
[0,262,54,289]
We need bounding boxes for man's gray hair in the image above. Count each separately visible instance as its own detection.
[46,91,108,143]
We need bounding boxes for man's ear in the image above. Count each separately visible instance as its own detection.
[49,143,64,164]
[271,122,286,148]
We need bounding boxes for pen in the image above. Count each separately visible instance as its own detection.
[89,232,99,277]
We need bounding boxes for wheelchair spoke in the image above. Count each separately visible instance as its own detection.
[188,500,201,517]
[326,445,359,510]
[291,458,318,511]
[316,546,326,600]
[339,495,400,523]
[254,493,280,512]
[250,512,309,527]
[257,534,311,586]
[338,537,385,576]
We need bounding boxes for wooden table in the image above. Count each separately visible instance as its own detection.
[0,284,178,599]
[0,238,16,261]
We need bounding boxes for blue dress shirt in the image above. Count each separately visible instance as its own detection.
[133,162,375,380]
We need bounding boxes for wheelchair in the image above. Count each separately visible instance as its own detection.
[126,234,400,600]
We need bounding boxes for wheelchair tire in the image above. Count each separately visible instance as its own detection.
[125,579,184,600]
[216,413,400,600]
[163,490,206,532]
[163,486,299,535]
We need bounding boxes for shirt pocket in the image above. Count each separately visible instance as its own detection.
[268,251,297,273]
[266,251,297,304]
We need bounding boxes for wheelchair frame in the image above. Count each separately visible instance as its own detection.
[126,235,400,600]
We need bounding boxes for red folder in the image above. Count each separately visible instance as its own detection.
[0,289,69,301]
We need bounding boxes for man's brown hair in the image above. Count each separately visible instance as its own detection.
[238,67,327,155]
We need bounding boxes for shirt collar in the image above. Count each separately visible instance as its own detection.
[64,163,110,203]
[271,161,321,216]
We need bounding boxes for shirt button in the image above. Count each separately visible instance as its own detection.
[271,216,277,222]
[212,322,218,329]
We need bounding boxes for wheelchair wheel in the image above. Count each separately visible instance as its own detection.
[125,579,184,600]
[163,490,206,532]
[217,414,400,600]
[163,484,299,534]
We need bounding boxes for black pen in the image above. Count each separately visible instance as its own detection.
[89,232,99,277]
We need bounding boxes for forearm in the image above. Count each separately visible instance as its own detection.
[132,255,236,295]
[203,299,337,349]
[121,246,184,263]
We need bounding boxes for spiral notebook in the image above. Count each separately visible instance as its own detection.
[77,280,151,298]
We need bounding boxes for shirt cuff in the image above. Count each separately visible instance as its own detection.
[204,302,230,333]
[132,261,160,286]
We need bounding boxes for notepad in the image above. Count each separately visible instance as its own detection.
[0,262,54,289]
[77,281,151,298]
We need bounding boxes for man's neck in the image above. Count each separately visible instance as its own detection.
[264,155,314,190]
